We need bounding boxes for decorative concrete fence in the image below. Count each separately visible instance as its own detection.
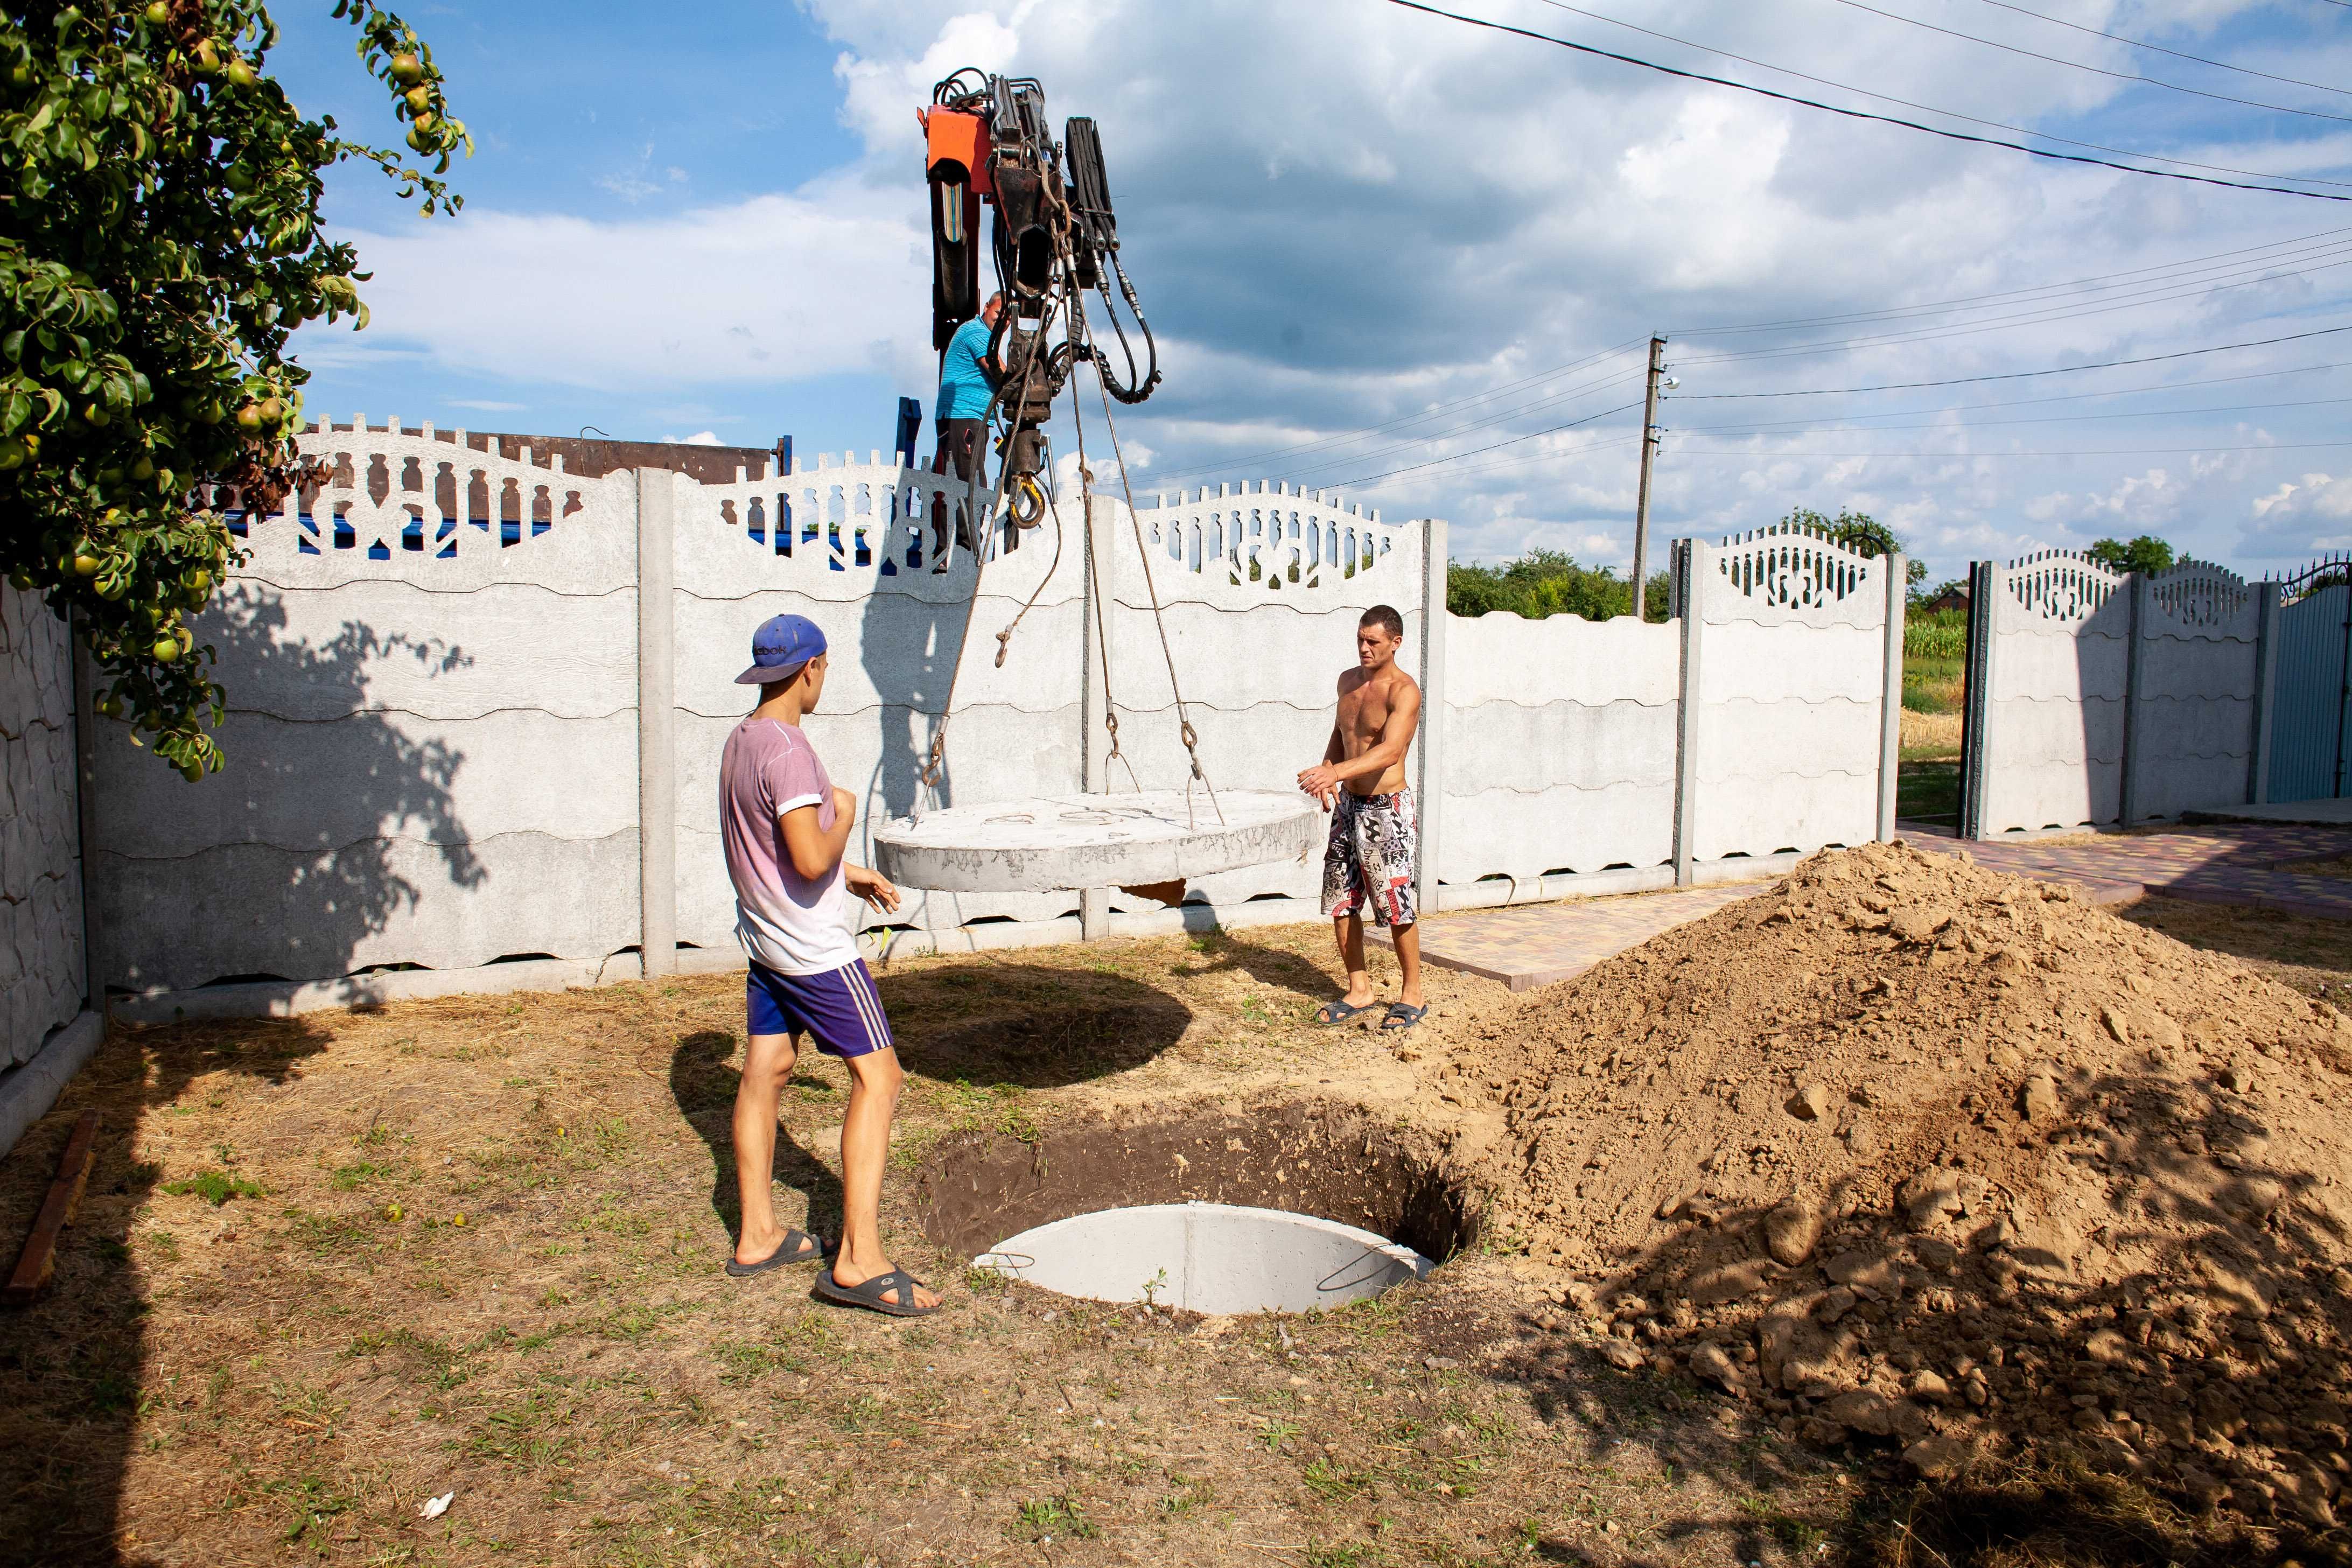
[1958,552,2266,837]
[0,582,103,1153]
[1,583,87,1063]
[17,418,1910,1033]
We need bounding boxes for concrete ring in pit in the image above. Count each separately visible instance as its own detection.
[870,788,1320,893]
[977,1202,1433,1315]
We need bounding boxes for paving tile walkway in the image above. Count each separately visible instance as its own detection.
[1372,883,1767,992]
[1908,821,2352,919]
[1379,821,2352,993]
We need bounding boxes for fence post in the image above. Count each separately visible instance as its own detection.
[1959,560,1997,839]
[1671,538,1706,885]
[1878,552,1906,841]
[2119,572,2150,827]
[636,468,677,979]
[1416,518,1448,917]
[1079,492,1119,940]
[2251,580,2282,805]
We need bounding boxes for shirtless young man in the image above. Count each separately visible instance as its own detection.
[1297,605,1426,1032]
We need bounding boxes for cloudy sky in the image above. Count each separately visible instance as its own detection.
[267,0,2352,586]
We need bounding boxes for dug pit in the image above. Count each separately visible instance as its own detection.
[918,1100,1479,1314]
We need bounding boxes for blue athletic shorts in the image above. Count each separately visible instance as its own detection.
[745,958,894,1059]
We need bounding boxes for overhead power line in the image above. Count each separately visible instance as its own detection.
[1522,0,2352,191]
[1667,323,2352,397]
[1674,223,2352,337]
[1384,0,2352,202]
[1314,399,1643,487]
[1973,0,2352,100]
[1679,393,2352,438]
[1265,368,1646,485]
[1672,439,2352,458]
[1142,341,1645,486]
[1674,246,2352,366]
[1824,0,2352,124]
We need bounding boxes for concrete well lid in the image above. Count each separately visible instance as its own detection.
[870,788,1320,893]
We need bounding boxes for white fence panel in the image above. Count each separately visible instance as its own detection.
[1683,526,1896,863]
[90,419,643,991]
[1113,485,1419,913]
[0,583,83,1066]
[1439,611,1679,887]
[672,451,1089,943]
[1962,551,2262,835]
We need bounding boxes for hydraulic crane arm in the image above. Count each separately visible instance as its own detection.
[919,68,1160,527]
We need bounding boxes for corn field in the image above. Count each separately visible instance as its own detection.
[1906,611,1967,661]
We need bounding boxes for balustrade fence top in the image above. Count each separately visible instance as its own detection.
[209,421,1416,592]
[1713,519,1881,610]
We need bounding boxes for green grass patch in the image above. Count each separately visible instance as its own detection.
[163,1168,263,1206]
[1013,1495,1098,1541]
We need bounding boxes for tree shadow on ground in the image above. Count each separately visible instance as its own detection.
[872,962,1193,1089]
[0,1017,334,1568]
[2116,894,2352,992]
[667,1029,847,1248]
[1474,1055,2352,1566]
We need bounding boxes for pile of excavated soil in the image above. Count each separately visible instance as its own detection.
[1458,839,2352,1527]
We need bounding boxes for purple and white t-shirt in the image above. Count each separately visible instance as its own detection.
[719,718,857,976]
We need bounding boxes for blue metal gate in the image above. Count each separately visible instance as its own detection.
[2266,562,2352,802]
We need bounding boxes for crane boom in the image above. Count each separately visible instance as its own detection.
[920,68,1159,529]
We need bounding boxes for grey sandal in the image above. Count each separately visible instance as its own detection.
[725,1228,824,1278]
[815,1266,940,1318]
[1315,998,1375,1026]
[1381,1002,1429,1032]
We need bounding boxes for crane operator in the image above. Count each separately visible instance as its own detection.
[930,290,1004,569]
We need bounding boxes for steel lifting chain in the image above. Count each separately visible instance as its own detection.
[916,292,1059,803]
[1066,346,1140,794]
[1070,288,1222,830]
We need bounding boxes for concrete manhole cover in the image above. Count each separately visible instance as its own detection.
[871,788,1319,893]
[977,1202,1433,1314]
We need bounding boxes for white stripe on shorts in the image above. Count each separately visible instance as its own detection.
[844,962,892,1048]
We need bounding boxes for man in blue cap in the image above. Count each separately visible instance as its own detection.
[718,612,940,1315]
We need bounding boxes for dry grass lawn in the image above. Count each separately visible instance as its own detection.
[5,900,2349,1566]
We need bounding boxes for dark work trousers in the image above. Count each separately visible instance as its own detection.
[930,416,986,562]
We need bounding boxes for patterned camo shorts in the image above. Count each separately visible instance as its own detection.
[1321,787,1418,928]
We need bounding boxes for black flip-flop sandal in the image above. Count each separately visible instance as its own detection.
[725,1228,824,1279]
[1381,1002,1429,1032]
[815,1266,940,1318]
[1315,998,1375,1026]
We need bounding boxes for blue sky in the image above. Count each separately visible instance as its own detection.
[268,1,2352,585]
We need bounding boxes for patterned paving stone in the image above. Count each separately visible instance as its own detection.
[1910,821,2352,920]
[1371,883,1768,992]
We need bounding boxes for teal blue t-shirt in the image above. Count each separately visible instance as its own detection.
[936,317,998,421]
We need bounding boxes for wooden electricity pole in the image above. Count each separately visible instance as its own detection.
[1630,334,1667,621]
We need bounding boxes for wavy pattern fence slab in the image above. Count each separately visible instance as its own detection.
[68,420,1929,999]
[1962,552,2264,836]
[0,584,83,1068]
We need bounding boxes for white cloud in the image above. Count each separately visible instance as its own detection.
[322,174,930,393]
[448,398,525,412]
[293,0,2352,583]
[664,431,727,446]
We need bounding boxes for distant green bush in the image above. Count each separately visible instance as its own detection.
[1448,549,1669,622]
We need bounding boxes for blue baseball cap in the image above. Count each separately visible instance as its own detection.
[734,613,828,685]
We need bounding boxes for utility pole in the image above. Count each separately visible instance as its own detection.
[1630,334,1667,622]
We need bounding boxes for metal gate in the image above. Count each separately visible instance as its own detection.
[2265,559,2352,802]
